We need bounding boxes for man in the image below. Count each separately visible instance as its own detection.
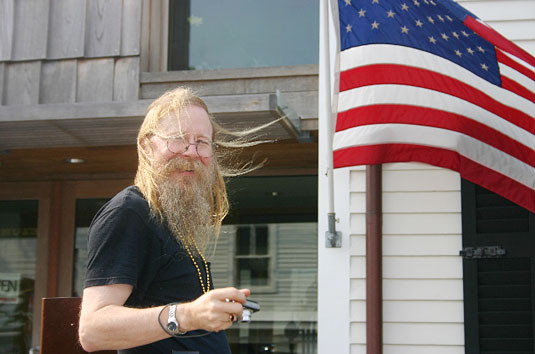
[79,87,253,353]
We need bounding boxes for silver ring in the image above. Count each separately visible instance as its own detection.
[229,314,237,322]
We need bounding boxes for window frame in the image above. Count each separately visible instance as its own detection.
[232,223,277,294]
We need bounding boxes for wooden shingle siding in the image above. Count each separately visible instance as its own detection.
[121,0,143,56]
[76,58,114,102]
[47,0,86,59]
[11,0,49,61]
[4,61,41,105]
[84,0,122,58]
[0,0,142,106]
[0,0,14,61]
[39,60,77,104]
[0,63,4,105]
[114,57,140,101]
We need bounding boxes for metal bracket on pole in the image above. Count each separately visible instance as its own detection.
[325,212,342,248]
[275,90,313,143]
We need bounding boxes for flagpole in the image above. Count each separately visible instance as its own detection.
[321,0,341,248]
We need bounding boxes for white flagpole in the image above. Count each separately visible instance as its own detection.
[318,2,349,353]
[321,0,341,248]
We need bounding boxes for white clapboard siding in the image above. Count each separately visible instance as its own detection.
[383,345,465,354]
[0,0,14,61]
[11,0,49,61]
[210,226,234,289]
[3,62,41,105]
[39,60,77,104]
[349,163,464,352]
[349,168,367,348]
[0,238,37,278]
[211,223,317,321]
[84,0,122,58]
[47,0,86,59]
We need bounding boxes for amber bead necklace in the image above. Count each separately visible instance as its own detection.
[182,239,211,294]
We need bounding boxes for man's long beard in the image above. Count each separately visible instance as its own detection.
[155,158,216,255]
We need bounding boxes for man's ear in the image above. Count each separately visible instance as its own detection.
[140,136,152,156]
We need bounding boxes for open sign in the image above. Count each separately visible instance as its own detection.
[0,273,21,304]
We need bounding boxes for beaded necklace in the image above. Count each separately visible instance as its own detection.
[182,240,211,294]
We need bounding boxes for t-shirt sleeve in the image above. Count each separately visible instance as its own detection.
[84,205,152,289]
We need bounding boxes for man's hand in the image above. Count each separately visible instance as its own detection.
[177,287,250,332]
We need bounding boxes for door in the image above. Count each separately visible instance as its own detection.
[461,179,535,353]
[0,182,52,354]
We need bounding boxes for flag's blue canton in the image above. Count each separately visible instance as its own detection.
[339,0,501,86]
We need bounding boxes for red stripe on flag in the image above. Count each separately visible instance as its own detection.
[501,75,535,103]
[336,104,534,166]
[333,144,535,212]
[339,64,534,133]
[496,49,535,81]
[464,16,535,67]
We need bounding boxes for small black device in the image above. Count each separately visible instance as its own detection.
[241,300,260,322]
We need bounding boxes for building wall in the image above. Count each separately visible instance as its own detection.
[347,1,534,352]
[212,223,318,322]
[0,0,141,105]
[458,0,535,54]
[349,164,464,354]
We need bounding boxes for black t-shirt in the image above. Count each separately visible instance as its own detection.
[85,186,231,354]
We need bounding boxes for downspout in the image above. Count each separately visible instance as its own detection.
[366,164,383,354]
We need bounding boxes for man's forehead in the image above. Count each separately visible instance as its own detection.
[157,108,212,136]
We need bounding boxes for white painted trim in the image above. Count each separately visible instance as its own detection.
[318,166,351,353]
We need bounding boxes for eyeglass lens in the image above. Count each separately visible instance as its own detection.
[167,138,212,157]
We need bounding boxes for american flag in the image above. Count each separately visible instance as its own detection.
[332,0,535,212]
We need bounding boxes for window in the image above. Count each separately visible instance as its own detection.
[213,175,318,353]
[235,224,274,291]
[0,200,38,354]
[168,0,319,70]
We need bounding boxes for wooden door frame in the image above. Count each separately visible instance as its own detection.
[57,179,131,297]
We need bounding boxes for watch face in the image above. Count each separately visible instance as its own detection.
[167,322,178,332]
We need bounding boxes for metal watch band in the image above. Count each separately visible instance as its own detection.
[167,304,186,335]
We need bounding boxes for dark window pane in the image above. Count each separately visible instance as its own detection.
[236,226,251,255]
[0,200,38,354]
[255,226,268,255]
[237,258,269,286]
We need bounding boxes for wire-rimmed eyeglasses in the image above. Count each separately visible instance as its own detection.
[165,136,213,158]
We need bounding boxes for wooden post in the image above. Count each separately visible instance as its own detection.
[47,182,62,297]
[366,164,383,354]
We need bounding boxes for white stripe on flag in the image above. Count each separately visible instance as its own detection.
[499,48,535,73]
[333,124,535,189]
[338,85,534,149]
[340,45,535,116]
[498,63,535,92]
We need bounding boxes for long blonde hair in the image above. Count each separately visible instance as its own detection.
[134,87,272,251]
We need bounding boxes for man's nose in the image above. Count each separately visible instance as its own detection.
[181,142,200,158]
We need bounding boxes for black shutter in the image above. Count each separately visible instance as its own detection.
[461,179,535,354]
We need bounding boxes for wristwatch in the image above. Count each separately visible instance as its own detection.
[167,304,186,335]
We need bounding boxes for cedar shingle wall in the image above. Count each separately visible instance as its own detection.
[0,0,142,105]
